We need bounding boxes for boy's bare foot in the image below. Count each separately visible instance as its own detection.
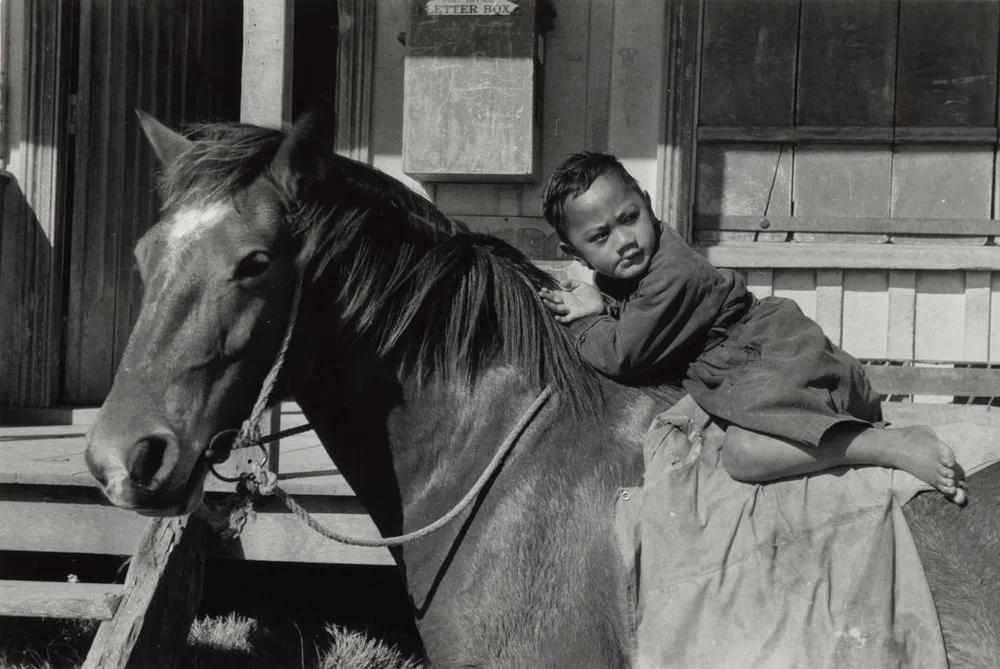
[894,426,967,505]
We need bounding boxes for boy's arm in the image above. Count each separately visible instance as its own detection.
[569,247,723,381]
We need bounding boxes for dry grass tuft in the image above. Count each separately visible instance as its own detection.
[187,612,258,653]
[317,625,423,669]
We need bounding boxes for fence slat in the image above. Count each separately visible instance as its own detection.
[887,271,916,360]
[965,271,992,361]
[865,365,1000,398]
[815,270,844,346]
[991,274,1000,363]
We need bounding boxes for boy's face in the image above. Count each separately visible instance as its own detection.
[559,173,658,280]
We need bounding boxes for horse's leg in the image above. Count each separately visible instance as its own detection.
[904,461,1000,668]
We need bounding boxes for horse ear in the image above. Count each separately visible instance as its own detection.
[136,110,192,166]
[272,109,336,195]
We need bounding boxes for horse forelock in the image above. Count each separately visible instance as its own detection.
[154,120,602,415]
[155,123,285,212]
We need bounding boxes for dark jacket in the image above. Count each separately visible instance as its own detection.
[569,226,754,383]
[567,226,881,446]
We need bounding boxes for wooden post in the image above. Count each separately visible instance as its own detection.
[335,0,375,162]
[241,0,295,473]
[607,0,667,216]
[82,515,212,669]
[241,0,294,127]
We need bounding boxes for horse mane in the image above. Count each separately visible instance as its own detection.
[156,122,604,415]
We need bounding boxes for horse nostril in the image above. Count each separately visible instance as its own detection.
[126,434,177,489]
[84,448,108,487]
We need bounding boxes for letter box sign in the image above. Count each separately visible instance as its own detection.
[425,0,519,15]
[403,0,544,182]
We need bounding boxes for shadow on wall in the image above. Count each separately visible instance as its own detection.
[0,173,55,408]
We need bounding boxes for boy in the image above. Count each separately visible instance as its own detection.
[539,152,965,503]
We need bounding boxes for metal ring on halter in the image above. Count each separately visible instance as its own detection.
[206,429,269,483]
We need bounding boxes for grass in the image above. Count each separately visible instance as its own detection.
[0,618,95,669]
[317,625,423,669]
[184,613,425,669]
[0,554,424,669]
[189,612,259,653]
[0,615,424,669]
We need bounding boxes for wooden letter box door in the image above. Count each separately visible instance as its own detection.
[403,0,546,182]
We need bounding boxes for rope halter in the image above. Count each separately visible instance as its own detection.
[203,265,556,548]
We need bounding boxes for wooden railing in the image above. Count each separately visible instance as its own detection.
[864,362,1000,403]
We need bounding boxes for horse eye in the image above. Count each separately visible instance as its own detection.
[234,251,272,281]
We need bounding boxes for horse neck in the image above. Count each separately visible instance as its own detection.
[294,353,661,665]
[293,347,657,550]
[386,367,553,526]
[293,358,560,535]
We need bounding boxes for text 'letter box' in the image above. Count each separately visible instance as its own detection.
[403,0,549,182]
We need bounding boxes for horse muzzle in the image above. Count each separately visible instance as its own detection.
[85,426,205,516]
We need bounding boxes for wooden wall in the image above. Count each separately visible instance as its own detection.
[0,0,74,408]
[367,0,1000,384]
[4,0,997,406]
[369,0,667,284]
[741,268,1000,369]
[689,0,1000,372]
[62,0,243,406]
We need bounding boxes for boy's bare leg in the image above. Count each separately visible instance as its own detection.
[721,424,966,504]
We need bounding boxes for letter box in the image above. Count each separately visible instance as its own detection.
[402,0,551,182]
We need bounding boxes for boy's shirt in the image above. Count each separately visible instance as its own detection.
[568,226,754,384]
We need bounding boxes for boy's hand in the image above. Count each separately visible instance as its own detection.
[538,280,606,324]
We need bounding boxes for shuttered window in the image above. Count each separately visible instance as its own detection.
[693,0,1000,247]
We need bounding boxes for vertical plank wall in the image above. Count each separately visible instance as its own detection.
[0,0,73,407]
[63,0,242,405]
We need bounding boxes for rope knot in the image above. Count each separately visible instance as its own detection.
[235,419,263,451]
[247,462,279,496]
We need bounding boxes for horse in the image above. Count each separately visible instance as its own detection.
[84,112,1000,668]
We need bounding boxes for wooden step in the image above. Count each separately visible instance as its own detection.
[0,402,306,427]
[0,580,123,620]
[0,406,100,426]
[0,486,393,565]
[0,413,348,496]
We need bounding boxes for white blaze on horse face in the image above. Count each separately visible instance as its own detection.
[164,201,233,274]
[168,201,232,246]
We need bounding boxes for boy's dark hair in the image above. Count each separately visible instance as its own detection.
[542,152,643,241]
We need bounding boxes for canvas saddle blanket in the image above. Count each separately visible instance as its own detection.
[614,395,1000,669]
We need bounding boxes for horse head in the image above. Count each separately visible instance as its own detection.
[84,112,320,515]
[85,110,575,516]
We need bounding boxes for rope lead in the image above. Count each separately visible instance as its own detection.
[238,385,553,548]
